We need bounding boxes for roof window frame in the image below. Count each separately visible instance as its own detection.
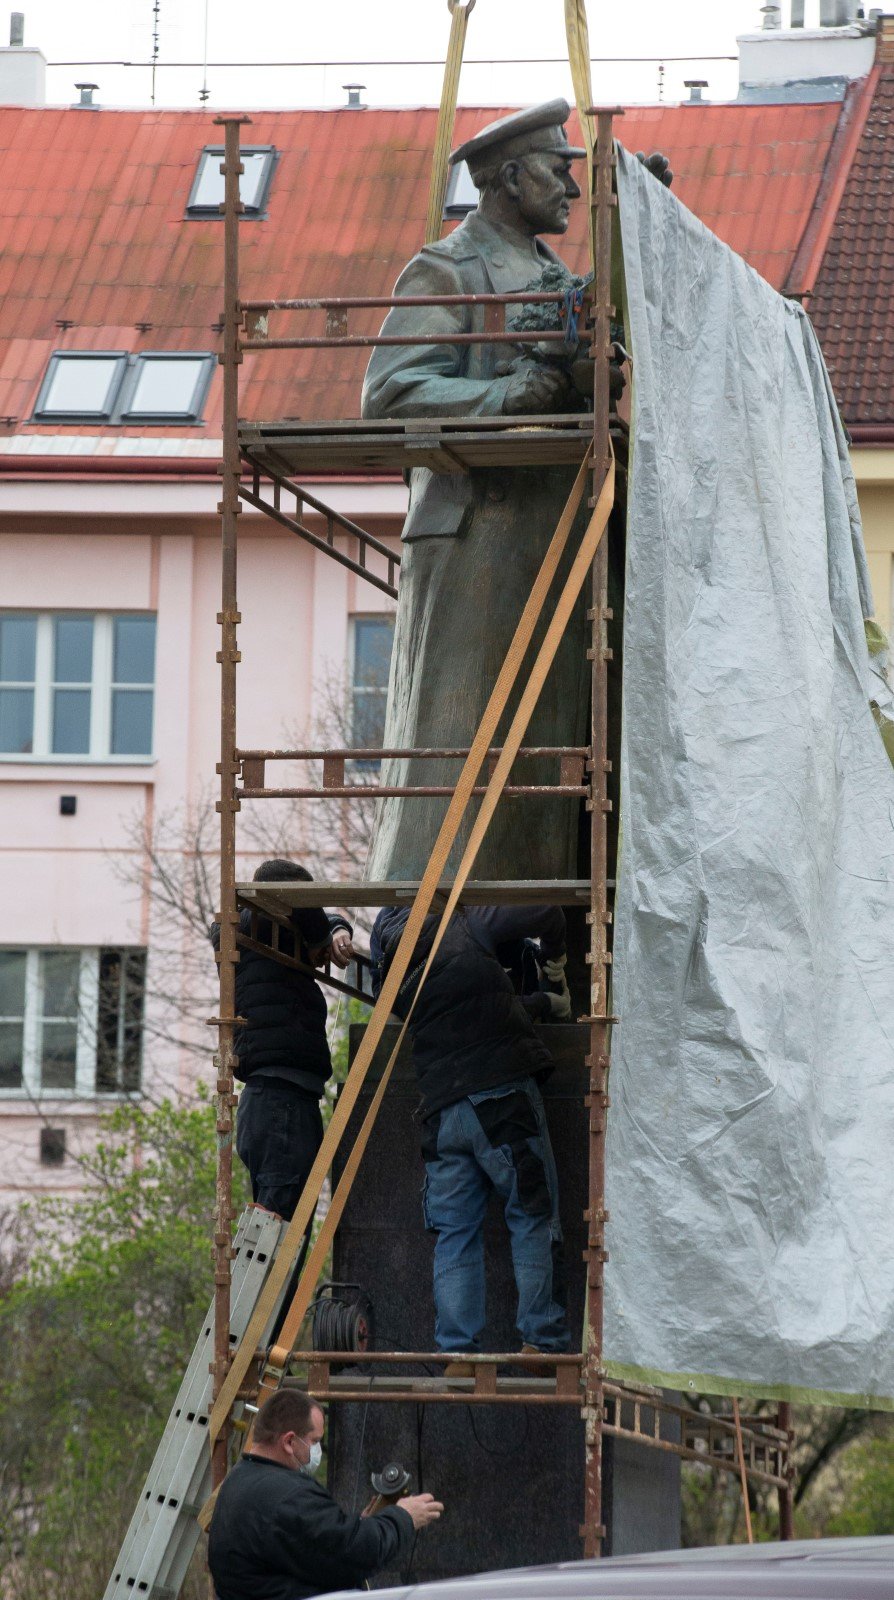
[444,160,479,220]
[186,143,278,219]
[33,351,129,423]
[117,351,216,425]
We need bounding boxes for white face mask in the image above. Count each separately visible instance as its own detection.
[300,1440,323,1476]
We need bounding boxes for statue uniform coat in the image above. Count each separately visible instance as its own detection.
[361,210,590,883]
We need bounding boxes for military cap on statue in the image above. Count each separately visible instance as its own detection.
[450,97,587,172]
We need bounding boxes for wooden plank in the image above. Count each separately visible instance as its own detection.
[238,417,594,477]
[237,878,599,912]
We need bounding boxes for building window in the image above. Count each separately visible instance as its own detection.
[186,145,277,217]
[0,947,146,1097]
[350,616,395,758]
[33,352,128,421]
[119,353,214,423]
[32,352,213,425]
[0,612,156,760]
[444,160,479,218]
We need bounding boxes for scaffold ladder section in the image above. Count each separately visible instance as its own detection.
[103,1206,285,1600]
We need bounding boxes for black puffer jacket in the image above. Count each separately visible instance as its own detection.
[208,1453,413,1600]
[371,905,562,1118]
[210,906,351,1089]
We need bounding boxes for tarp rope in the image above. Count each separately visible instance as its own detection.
[424,0,476,246]
[209,445,614,1443]
[565,0,596,263]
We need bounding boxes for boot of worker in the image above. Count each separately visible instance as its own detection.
[520,1343,558,1379]
[442,1358,475,1379]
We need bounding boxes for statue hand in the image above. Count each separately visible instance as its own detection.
[635,150,673,189]
[502,361,572,415]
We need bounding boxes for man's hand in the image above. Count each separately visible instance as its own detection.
[503,361,572,415]
[329,929,354,970]
[399,1492,444,1529]
[635,150,673,188]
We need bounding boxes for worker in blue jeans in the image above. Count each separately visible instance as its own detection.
[370,904,571,1364]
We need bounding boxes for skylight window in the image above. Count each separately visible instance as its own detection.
[32,351,214,425]
[444,160,479,219]
[34,353,127,420]
[121,354,213,421]
[187,145,277,217]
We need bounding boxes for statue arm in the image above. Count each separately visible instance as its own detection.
[361,253,512,419]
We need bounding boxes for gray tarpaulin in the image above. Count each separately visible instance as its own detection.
[605,146,894,1405]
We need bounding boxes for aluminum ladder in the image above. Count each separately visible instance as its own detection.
[103,1205,287,1600]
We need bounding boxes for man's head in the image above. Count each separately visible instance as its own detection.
[251,1389,325,1473]
[451,99,584,237]
[253,858,313,884]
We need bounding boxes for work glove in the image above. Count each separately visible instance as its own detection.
[538,952,571,1022]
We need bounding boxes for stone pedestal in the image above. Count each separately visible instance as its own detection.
[328,1022,679,1583]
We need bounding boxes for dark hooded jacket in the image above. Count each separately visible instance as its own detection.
[210,906,352,1091]
[370,904,566,1119]
[208,1452,413,1600]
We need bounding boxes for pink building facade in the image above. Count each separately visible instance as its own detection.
[3,26,894,1199]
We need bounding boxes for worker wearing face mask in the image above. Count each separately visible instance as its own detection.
[208,1390,443,1600]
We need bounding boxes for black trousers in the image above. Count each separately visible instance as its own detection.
[235,1077,323,1221]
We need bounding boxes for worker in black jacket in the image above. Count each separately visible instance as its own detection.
[208,1388,442,1600]
[369,903,571,1365]
[210,858,353,1221]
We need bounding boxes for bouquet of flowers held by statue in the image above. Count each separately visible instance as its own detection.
[506,261,627,403]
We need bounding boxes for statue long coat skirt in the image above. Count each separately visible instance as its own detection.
[361,210,590,884]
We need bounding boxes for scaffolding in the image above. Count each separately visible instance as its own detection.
[209,110,796,1557]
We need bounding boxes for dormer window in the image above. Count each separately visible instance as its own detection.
[32,352,214,425]
[34,353,127,421]
[444,160,479,219]
[120,354,214,422]
[186,145,277,218]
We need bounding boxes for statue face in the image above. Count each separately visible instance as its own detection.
[511,151,581,235]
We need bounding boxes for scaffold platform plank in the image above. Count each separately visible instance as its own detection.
[237,879,599,915]
[239,414,594,476]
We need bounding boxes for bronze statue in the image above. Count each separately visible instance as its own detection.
[362,101,667,883]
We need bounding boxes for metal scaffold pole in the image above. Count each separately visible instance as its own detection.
[582,104,621,1561]
[212,112,251,1491]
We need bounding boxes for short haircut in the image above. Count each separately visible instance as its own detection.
[253,858,313,884]
[253,1388,322,1444]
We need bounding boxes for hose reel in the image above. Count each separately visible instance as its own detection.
[311,1281,373,1354]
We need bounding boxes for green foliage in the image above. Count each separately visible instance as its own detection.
[0,1094,246,1600]
[827,1423,894,1536]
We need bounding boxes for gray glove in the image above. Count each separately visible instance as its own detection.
[544,987,572,1021]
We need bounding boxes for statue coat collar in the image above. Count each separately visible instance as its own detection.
[441,210,565,295]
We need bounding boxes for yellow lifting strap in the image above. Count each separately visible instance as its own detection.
[424,0,476,245]
[209,444,614,1444]
[565,0,597,264]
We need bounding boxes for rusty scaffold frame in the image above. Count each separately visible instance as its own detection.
[211,111,795,1554]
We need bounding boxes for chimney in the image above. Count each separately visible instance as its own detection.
[73,81,99,107]
[0,10,45,105]
[820,0,860,21]
[684,79,709,101]
[342,82,366,109]
[739,0,876,99]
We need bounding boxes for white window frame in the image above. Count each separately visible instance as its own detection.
[0,611,156,764]
[349,614,395,762]
[0,947,144,1100]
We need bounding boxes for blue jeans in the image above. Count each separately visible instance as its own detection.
[421,1077,569,1353]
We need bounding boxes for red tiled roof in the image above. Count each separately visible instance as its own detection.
[0,100,844,447]
[807,65,894,431]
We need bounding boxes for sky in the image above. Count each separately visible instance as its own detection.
[15,0,782,112]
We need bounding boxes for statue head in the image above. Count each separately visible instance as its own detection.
[450,99,586,236]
